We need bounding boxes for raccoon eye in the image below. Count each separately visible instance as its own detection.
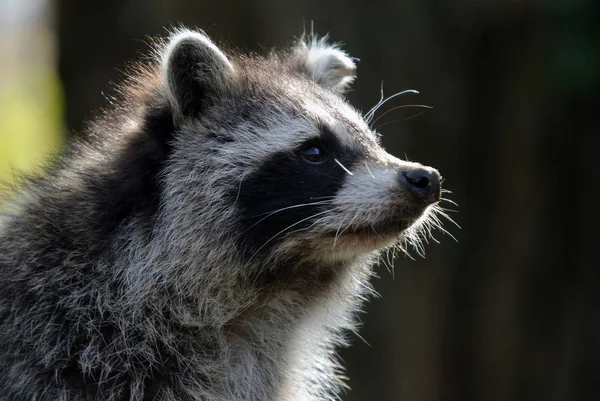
[299,144,328,165]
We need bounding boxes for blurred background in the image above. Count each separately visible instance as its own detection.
[1,0,599,400]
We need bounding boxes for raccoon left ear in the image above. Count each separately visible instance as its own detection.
[292,37,357,94]
[161,29,235,118]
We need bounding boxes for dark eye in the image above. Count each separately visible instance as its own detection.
[299,144,328,164]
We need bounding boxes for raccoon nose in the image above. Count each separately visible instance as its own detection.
[399,167,441,205]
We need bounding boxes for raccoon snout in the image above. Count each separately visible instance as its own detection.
[399,166,441,205]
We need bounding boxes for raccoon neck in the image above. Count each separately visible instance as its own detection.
[120,238,373,400]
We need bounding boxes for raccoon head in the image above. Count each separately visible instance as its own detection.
[157,29,441,275]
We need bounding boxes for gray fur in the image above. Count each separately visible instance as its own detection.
[0,28,443,400]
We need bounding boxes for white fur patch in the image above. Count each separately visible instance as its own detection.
[298,37,356,93]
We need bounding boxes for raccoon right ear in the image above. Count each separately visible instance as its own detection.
[162,30,235,118]
[291,35,357,94]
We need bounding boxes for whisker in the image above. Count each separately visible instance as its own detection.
[365,81,386,124]
[246,200,331,219]
[364,89,419,124]
[386,248,394,276]
[373,111,426,131]
[423,220,440,244]
[428,215,458,242]
[370,104,432,128]
[334,158,354,176]
[248,209,332,263]
[434,209,461,229]
[333,214,349,249]
[373,119,400,131]
[364,161,375,179]
[390,245,398,278]
[352,330,373,348]
[400,240,416,261]
[410,234,425,257]
[257,214,333,267]
[243,201,332,234]
[437,207,459,213]
[440,197,459,207]
[337,210,360,239]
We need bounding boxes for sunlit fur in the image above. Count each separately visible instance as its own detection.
[0,28,451,401]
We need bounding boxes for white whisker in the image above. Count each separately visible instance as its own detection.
[440,197,459,207]
[244,200,332,232]
[433,208,461,229]
[430,217,458,243]
[339,211,360,237]
[333,214,349,249]
[334,158,354,176]
[248,209,332,262]
[364,89,420,124]
[364,161,375,179]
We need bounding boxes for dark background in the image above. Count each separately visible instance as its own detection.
[55,1,600,400]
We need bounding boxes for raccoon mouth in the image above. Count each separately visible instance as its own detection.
[329,215,420,240]
[339,220,412,238]
[328,206,430,241]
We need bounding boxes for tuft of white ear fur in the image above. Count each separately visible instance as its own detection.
[295,36,357,93]
[161,29,235,117]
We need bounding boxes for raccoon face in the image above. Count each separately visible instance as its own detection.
[160,30,441,265]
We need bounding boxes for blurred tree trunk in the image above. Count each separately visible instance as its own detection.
[57,0,166,134]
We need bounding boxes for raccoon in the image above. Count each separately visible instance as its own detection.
[0,28,444,400]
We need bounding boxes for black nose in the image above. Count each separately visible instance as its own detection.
[400,167,441,204]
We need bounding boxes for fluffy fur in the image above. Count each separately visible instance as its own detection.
[0,28,445,400]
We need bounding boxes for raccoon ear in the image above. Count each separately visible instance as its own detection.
[293,36,357,94]
[162,30,234,118]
